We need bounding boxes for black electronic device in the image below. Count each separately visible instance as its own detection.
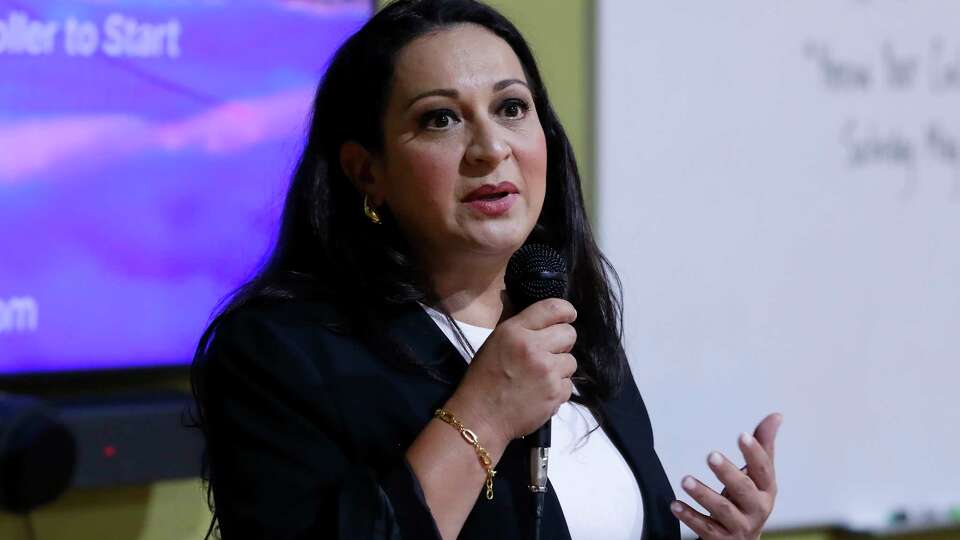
[53,391,202,489]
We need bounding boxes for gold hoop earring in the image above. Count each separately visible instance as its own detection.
[363,194,382,225]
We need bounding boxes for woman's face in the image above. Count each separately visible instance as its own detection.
[369,23,548,269]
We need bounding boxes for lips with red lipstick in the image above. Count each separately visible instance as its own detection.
[461,181,519,202]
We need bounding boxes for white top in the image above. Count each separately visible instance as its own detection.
[419,302,644,540]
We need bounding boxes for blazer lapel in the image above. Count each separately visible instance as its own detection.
[596,383,681,540]
[384,302,468,385]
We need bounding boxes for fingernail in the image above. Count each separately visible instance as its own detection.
[708,451,724,466]
[682,476,697,491]
[740,432,755,446]
[671,501,683,514]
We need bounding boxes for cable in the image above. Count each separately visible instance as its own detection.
[532,491,545,540]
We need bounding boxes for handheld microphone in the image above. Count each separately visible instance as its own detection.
[504,243,568,540]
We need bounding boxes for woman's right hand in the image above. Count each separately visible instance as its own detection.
[444,298,579,444]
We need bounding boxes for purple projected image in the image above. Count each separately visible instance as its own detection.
[0,0,372,376]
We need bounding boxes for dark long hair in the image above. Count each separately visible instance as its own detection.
[189,0,629,537]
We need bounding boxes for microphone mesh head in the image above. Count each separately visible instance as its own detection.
[505,244,568,310]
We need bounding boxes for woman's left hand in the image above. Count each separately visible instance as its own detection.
[670,413,783,540]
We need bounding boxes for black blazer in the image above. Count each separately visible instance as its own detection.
[201,299,681,540]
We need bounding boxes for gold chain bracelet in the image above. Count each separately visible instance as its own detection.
[434,408,497,500]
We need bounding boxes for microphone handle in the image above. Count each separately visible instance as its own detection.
[529,420,550,540]
[528,419,550,492]
[533,419,551,448]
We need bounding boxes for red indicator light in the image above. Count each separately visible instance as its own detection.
[103,445,117,458]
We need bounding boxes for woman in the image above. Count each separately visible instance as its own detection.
[191,1,782,539]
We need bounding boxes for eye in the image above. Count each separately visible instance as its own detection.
[419,109,460,130]
[500,98,530,119]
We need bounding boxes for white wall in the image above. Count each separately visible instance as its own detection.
[597,1,960,533]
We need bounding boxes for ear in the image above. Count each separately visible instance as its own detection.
[340,141,385,206]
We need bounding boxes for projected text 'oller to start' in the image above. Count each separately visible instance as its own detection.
[0,11,181,58]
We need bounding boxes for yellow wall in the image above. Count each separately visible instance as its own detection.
[0,1,953,539]
[485,0,596,218]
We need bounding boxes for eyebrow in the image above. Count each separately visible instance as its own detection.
[404,78,530,110]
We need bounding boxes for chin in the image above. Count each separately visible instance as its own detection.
[473,229,533,255]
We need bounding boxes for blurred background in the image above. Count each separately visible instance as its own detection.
[1,1,956,539]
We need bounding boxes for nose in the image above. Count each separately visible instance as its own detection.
[465,118,511,167]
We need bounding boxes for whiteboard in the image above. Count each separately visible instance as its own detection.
[596,1,960,533]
